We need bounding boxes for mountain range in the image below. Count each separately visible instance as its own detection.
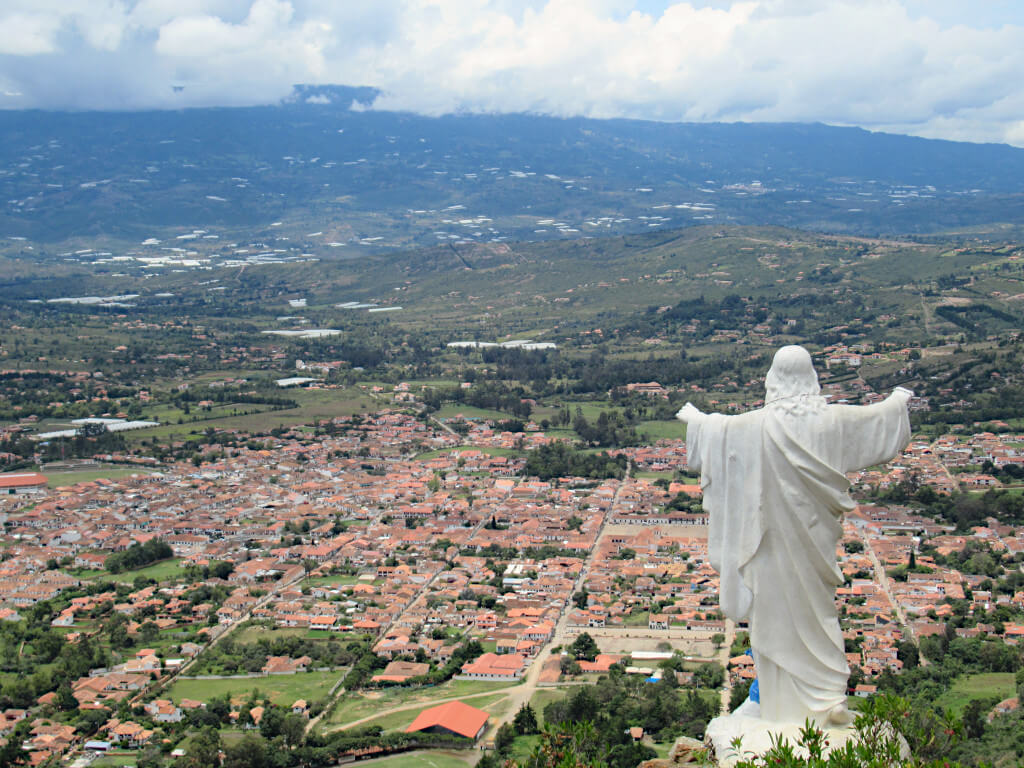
[2,85,1023,248]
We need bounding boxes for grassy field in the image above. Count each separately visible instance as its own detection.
[508,733,542,762]
[325,679,519,728]
[348,750,473,768]
[121,386,376,445]
[634,470,674,480]
[233,624,311,644]
[46,466,157,487]
[530,687,572,723]
[62,557,185,584]
[435,404,511,421]
[303,573,361,588]
[166,669,342,707]
[116,557,185,583]
[636,420,687,440]
[416,445,522,459]
[230,623,349,643]
[91,754,138,767]
[934,672,1017,714]
[357,692,509,733]
[622,610,650,627]
[558,401,616,421]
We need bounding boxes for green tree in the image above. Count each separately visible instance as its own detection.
[962,698,986,740]
[177,726,222,768]
[222,734,270,768]
[259,705,285,739]
[513,702,539,735]
[0,720,30,767]
[139,621,160,643]
[896,640,919,670]
[280,712,306,748]
[693,662,725,689]
[207,693,232,723]
[56,682,78,712]
[730,679,752,711]
[520,721,610,768]
[495,722,516,755]
[569,632,600,662]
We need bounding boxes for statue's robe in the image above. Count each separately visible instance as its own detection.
[685,392,910,724]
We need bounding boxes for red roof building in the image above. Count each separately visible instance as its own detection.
[405,701,489,740]
[0,472,48,494]
[460,652,526,680]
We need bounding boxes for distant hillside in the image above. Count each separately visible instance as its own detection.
[1,85,1023,245]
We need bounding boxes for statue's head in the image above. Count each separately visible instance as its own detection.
[765,345,820,404]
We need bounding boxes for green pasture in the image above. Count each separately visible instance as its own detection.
[636,420,687,441]
[302,573,361,588]
[435,405,510,421]
[119,558,186,583]
[46,466,157,488]
[91,754,138,767]
[61,557,185,584]
[508,734,542,762]
[530,687,571,723]
[325,679,519,729]
[622,611,650,627]
[357,692,509,733]
[232,625,310,644]
[347,751,473,768]
[416,445,522,460]
[165,669,341,707]
[121,386,375,444]
[933,673,1017,714]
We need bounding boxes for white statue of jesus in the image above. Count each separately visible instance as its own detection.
[677,345,912,726]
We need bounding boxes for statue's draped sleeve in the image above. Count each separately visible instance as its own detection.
[830,391,912,473]
[685,409,764,621]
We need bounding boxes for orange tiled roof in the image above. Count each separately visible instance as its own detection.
[405,700,488,739]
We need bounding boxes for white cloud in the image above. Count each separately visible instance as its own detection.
[0,0,1022,146]
[0,13,63,55]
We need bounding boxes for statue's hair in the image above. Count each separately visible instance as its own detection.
[764,345,827,415]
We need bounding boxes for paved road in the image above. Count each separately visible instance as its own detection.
[853,520,927,666]
[855,522,910,630]
[718,618,735,715]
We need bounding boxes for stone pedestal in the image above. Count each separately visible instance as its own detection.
[705,711,856,768]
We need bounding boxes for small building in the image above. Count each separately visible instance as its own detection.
[0,472,47,495]
[648,614,670,630]
[371,660,430,684]
[405,701,489,741]
[459,652,525,680]
[144,699,182,723]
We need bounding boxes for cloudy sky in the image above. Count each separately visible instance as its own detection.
[1,0,1023,146]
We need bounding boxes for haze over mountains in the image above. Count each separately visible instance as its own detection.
[2,85,1024,248]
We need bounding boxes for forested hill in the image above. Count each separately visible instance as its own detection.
[1,84,1023,245]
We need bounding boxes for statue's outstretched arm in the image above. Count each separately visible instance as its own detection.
[676,402,702,422]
